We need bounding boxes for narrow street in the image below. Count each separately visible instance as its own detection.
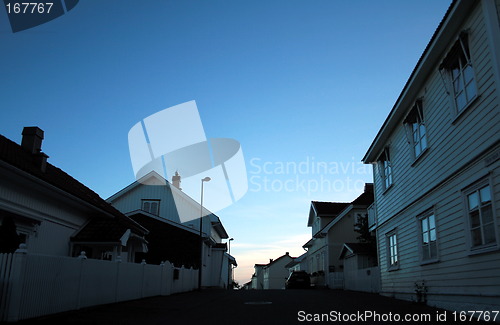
[19,289,480,324]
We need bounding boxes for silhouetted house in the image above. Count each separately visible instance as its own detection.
[107,171,236,288]
[362,0,500,312]
[251,263,266,290]
[303,184,374,288]
[262,252,294,289]
[285,252,308,274]
[0,127,147,260]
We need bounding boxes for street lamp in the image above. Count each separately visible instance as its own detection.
[228,238,234,289]
[228,238,234,256]
[198,176,211,291]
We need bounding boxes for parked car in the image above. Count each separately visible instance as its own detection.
[285,271,311,289]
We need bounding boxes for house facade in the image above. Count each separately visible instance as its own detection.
[363,0,500,312]
[251,264,266,290]
[107,172,236,288]
[0,127,147,260]
[303,184,374,288]
[262,252,293,289]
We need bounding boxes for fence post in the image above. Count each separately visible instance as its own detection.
[141,259,146,298]
[75,251,87,310]
[6,244,28,322]
[115,256,122,302]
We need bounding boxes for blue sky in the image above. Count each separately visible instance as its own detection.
[0,0,452,284]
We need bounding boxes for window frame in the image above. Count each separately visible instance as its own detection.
[386,229,399,271]
[463,178,498,254]
[439,31,478,118]
[417,209,439,265]
[142,199,160,216]
[378,147,393,192]
[404,99,428,161]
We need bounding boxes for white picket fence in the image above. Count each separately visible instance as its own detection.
[0,246,198,322]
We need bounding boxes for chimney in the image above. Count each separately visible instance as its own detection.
[21,127,49,172]
[22,127,44,154]
[172,171,181,190]
[269,259,273,263]
[286,252,289,256]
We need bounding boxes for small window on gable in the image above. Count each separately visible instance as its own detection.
[404,100,427,159]
[440,31,477,114]
[142,200,160,216]
[378,147,393,191]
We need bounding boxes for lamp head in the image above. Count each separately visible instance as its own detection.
[202,177,211,182]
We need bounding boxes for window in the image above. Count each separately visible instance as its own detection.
[386,230,398,270]
[440,32,477,113]
[378,147,393,190]
[466,183,496,249]
[404,100,427,158]
[142,200,160,215]
[419,212,438,262]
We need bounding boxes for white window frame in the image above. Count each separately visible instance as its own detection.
[418,210,438,264]
[378,147,393,191]
[142,199,160,216]
[463,178,497,254]
[440,31,478,116]
[404,100,428,160]
[386,229,399,271]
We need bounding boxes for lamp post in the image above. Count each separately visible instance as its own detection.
[198,176,211,291]
[228,238,234,289]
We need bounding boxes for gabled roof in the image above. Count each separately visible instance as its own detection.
[308,202,349,226]
[107,171,229,239]
[263,252,294,269]
[311,184,374,236]
[284,252,307,268]
[339,243,377,260]
[1,133,120,219]
[0,132,146,234]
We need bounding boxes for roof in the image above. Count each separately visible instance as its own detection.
[1,133,127,220]
[0,132,147,235]
[71,214,147,242]
[311,201,349,216]
[351,184,374,206]
[362,0,478,163]
[308,201,349,227]
[263,252,294,269]
[284,252,307,268]
[339,243,377,260]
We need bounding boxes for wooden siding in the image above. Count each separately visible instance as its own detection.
[371,1,500,312]
[374,2,499,227]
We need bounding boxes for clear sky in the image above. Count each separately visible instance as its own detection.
[0,0,452,285]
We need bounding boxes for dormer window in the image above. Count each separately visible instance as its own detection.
[404,100,427,159]
[142,200,160,215]
[440,32,477,114]
[378,147,393,190]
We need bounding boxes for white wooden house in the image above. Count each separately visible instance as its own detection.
[0,127,147,260]
[106,171,236,288]
[362,0,500,312]
[262,252,294,290]
[251,264,266,290]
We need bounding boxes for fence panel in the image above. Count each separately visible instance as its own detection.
[18,254,81,320]
[0,253,14,321]
[0,251,199,322]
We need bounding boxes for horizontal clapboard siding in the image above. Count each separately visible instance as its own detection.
[373,1,500,312]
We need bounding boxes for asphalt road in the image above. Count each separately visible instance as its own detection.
[18,289,489,325]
